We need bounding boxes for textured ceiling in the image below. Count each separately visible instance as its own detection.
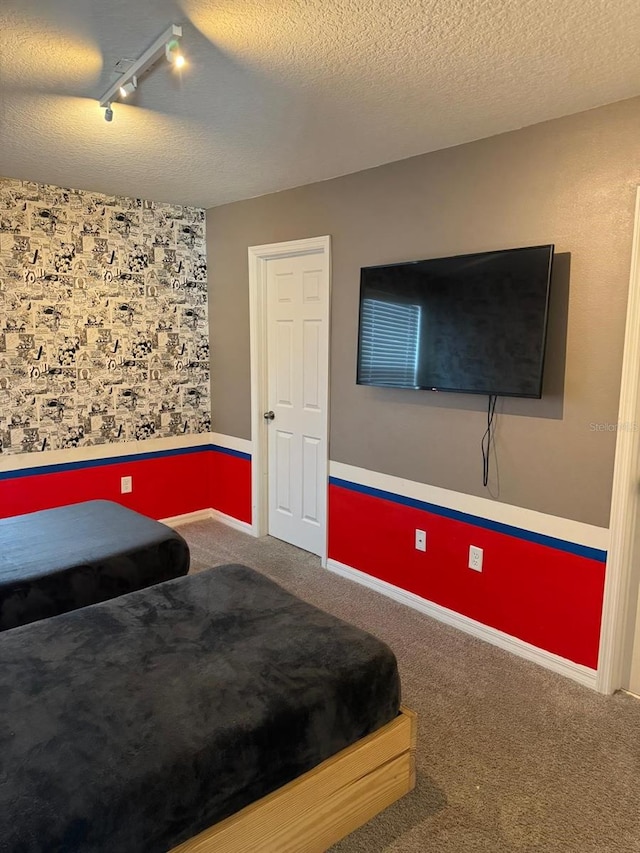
[0,0,639,208]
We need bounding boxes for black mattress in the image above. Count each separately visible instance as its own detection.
[0,500,189,631]
[0,564,400,852]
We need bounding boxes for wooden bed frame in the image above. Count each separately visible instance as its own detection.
[170,706,417,853]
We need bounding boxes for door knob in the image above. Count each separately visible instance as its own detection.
[263,411,275,421]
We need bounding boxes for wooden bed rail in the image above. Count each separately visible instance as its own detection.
[171,706,417,853]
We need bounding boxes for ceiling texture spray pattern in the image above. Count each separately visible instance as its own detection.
[0,0,639,207]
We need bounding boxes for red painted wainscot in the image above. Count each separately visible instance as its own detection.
[0,444,252,526]
[328,479,606,669]
[209,446,252,525]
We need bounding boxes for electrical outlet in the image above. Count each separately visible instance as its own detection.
[469,545,483,572]
[415,529,426,552]
[120,475,132,494]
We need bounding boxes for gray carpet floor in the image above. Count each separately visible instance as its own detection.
[181,519,640,853]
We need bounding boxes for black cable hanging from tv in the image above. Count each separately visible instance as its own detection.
[482,395,498,487]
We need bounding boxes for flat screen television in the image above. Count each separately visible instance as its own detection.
[356,244,554,398]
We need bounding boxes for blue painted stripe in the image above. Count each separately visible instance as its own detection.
[329,476,607,563]
[210,444,251,461]
[0,443,251,482]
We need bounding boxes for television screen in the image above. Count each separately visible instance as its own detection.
[356,245,554,398]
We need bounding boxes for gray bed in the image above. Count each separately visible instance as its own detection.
[0,564,401,852]
[0,500,189,631]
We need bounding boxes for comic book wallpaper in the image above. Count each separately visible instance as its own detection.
[0,178,210,455]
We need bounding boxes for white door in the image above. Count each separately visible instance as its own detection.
[255,242,330,556]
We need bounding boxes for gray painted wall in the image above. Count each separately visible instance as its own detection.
[207,97,640,528]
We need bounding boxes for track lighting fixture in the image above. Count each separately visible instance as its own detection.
[99,24,184,122]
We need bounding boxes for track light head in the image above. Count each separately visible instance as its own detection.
[119,76,138,98]
[104,104,114,122]
[165,38,185,67]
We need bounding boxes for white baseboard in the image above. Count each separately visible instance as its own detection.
[326,558,598,690]
[160,509,215,527]
[209,508,256,536]
[160,507,255,537]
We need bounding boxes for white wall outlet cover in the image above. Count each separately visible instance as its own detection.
[121,475,133,494]
[469,545,483,572]
[415,529,427,552]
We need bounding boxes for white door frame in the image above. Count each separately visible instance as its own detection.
[248,235,331,564]
[597,187,640,694]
